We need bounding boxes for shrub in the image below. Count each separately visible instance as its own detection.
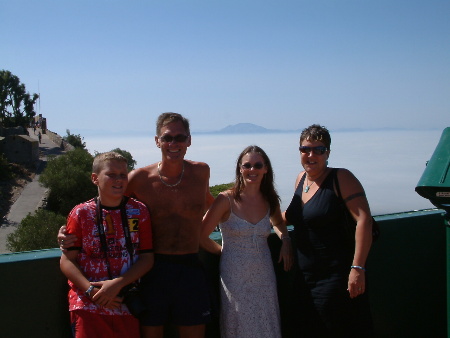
[6,209,66,252]
[63,129,86,149]
[210,183,233,198]
[39,148,97,215]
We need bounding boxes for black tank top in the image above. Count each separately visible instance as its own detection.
[285,168,353,272]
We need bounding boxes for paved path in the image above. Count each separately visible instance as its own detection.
[0,129,65,254]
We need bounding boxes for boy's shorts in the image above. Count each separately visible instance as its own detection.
[139,253,212,326]
[70,310,140,338]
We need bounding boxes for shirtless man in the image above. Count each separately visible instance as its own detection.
[59,113,214,338]
[130,113,214,338]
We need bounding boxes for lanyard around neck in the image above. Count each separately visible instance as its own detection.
[95,196,133,279]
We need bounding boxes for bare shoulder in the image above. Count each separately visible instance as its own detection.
[217,190,232,203]
[336,168,364,194]
[336,168,360,184]
[208,191,232,222]
[210,191,231,210]
[129,164,157,180]
[185,159,210,169]
[126,164,158,197]
[185,160,210,176]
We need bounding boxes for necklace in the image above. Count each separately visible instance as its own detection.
[157,161,185,187]
[304,177,315,193]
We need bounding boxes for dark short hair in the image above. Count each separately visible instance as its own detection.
[156,112,190,136]
[300,124,331,150]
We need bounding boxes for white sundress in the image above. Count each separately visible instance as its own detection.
[219,196,281,338]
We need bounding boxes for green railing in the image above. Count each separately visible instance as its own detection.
[0,209,447,337]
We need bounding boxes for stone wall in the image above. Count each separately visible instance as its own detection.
[46,129,74,151]
[0,126,26,137]
[0,134,39,164]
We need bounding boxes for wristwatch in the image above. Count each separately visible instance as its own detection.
[84,285,95,298]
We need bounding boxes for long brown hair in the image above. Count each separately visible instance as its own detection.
[232,145,280,216]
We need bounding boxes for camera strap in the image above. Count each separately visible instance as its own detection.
[95,196,134,279]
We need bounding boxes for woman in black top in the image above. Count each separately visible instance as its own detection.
[284,124,374,337]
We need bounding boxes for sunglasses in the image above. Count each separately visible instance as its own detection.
[159,134,189,143]
[241,162,265,170]
[299,146,328,155]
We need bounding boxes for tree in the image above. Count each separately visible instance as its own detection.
[39,148,97,215]
[6,209,66,252]
[0,70,39,128]
[109,148,137,171]
[63,129,86,149]
[93,148,137,172]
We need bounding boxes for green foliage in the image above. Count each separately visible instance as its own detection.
[63,129,86,149]
[6,209,66,252]
[0,70,39,127]
[210,182,233,198]
[39,148,97,215]
[110,148,137,171]
[94,148,137,172]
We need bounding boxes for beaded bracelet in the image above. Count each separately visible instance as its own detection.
[281,234,291,240]
[351,265,366,272]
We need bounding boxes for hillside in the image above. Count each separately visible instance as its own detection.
[217,123,282,134]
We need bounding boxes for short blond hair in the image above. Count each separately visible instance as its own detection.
[92,152,128,174]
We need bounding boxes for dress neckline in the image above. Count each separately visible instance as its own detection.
[230,209,270,226]
[224,192,270,225]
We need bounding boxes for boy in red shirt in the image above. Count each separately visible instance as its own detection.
[60,152,153,338]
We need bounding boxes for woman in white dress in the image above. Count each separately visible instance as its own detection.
[201,145,293,338]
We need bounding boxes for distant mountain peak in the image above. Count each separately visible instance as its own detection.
[218,123,271,134]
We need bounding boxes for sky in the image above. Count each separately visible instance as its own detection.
[2,0,449,136]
